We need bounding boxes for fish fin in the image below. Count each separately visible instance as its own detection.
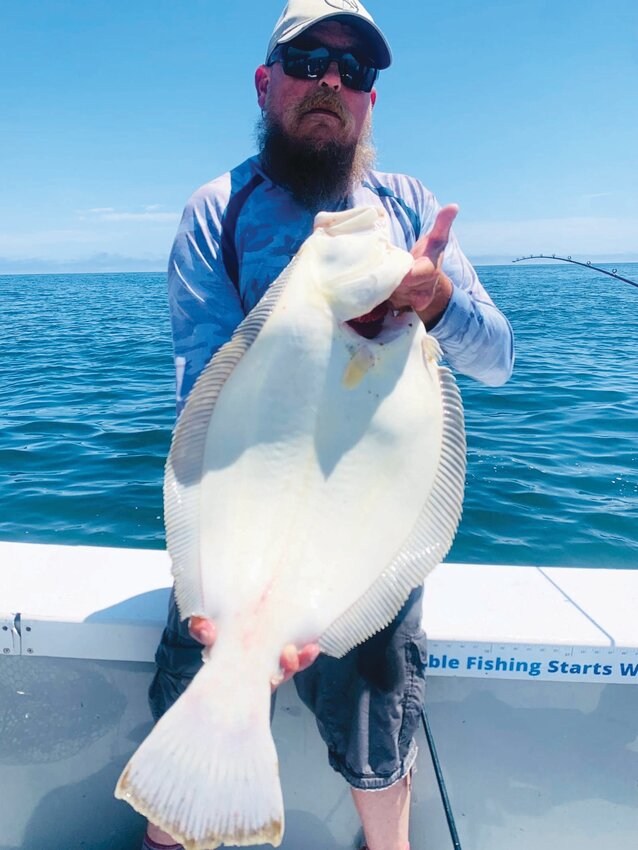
[115,650,284,849]
[164,261,296,620]
[319,366,465,658]
[421,334,442,364]
[342,344,376,388]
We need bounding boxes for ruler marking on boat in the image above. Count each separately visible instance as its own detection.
[427,641,638,684]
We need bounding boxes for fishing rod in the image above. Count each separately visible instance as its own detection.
[512,254,638,289]
[421,709,464,849]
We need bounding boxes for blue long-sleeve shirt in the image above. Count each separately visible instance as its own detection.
[168,156,514,413]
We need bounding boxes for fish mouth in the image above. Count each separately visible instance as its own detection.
[346,304,414,342]
[347,301,390,339]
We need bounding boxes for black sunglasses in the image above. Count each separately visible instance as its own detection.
[268,44,379,93]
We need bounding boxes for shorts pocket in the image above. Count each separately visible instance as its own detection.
[398,630,428,751]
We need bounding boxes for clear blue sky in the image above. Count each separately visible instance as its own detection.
[2,0,637,272]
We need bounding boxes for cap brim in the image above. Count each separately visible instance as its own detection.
[267,12,392,70]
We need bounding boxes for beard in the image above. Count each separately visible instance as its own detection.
[257,90,375,213]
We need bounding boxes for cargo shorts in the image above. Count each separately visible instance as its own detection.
[149,585,427,791]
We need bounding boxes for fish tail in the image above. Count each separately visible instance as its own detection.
[115,645,283,850]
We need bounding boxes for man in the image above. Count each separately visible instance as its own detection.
[144,1,514,848]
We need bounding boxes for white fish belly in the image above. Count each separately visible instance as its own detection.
[197,270,443,651]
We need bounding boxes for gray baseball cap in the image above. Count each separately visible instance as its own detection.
[266,0,392,69]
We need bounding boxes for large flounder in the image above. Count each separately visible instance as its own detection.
[115,206,466,849]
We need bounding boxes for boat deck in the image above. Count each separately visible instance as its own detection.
[2,542,637,850]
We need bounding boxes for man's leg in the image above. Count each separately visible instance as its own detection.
[352,774,411,850]
[294,586,426,850]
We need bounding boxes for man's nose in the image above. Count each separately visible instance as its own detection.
[319,60,341,91]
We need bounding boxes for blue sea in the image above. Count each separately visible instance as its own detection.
[1,264,637,568]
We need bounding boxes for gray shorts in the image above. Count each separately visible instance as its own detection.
[149,586,427,791]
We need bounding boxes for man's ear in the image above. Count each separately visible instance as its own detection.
[255,66,270,109]
[370,88,377,108]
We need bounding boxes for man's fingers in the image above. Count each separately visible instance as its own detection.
[411,203,459,263]
[408,256,439,283]
[427,204,459,256]
[280,644,301,676]
[297,643,321,670]
[188,627,319,687]
[273,642,321,690]
[188,616,217,647]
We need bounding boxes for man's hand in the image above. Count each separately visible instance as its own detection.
[390,204,459,326]
[189,616,320,690]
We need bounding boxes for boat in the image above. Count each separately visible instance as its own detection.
[2,540,638,850]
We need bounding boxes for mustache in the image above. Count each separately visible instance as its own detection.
[289,90,352,128]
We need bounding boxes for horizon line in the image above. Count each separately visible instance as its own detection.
[2,256,638,276]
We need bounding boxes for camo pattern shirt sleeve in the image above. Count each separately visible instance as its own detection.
[167,175,245,416]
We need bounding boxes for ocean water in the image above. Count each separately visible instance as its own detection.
[1,264,637,568]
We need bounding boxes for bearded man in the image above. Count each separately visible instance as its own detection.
[144,2,514,849]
